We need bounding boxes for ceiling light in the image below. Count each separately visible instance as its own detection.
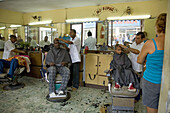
[0,27,5,29]
[10,25,22,27]
[29,21,52,25]
[107,15,151,20]
[66,18,99,23]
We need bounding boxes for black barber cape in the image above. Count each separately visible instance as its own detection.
[46,47,71,65]
[110,53,139,89]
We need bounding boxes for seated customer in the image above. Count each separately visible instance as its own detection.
[110,44,139,92]
[0,59,18,80]
[46,39,71,98]
[0,35,25,80]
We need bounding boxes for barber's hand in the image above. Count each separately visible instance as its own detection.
[55,38,61,41]
[50,62,55,66]
[21,50,26,54]
[61,62,67,66]
[119,44,128,49]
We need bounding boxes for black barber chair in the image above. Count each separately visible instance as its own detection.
[0,67,25,90]
[41,64,71,102]
[104,70,139,113]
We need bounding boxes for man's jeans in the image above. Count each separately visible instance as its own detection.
[0,59,19,78]
[68,62,80,89]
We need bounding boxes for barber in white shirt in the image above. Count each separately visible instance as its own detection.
[57,29,81,90]
[3,35,25,59]
[119,32,145,73]
[39,36,50,47]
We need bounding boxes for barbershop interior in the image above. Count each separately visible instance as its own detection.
[0,0,170,113]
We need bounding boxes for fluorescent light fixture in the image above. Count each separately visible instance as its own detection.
[66,18,99,23]
[0,27,5,29]
[29,21,52,25]
[107,15,151,20]
[10,25,22,27]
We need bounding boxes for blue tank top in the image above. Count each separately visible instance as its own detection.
[143,39,164,84]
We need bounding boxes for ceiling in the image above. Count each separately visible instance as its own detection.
[0,0,150,13]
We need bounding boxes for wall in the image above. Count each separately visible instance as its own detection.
[23,0,167,44]
[23,9,66,25]
[23,0,167,25]
[144,18,156,39]
[158,0,170,112]
[0,9,23,25]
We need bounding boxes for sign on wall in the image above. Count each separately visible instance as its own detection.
[93,6,117,16]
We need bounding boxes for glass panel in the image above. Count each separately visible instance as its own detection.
[28,27,39,44]
[82,22,96,46]
[39,27,52,43]
[108,20,142,47]
[71,24,82,45]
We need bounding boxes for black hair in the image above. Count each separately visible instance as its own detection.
[45,36,48,38]
[53,39,59,43]
[87,31,92,36]
[115,44,122,50]
[10,35,17,39]
[136,32,145,39]
[70,29,76,34]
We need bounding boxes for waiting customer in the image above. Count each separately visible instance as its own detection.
[84,31,96,50]
[137,13,167,113]
[39,36,50,47]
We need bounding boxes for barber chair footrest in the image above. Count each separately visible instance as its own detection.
[3,83,25,90]
[46,92,71,102]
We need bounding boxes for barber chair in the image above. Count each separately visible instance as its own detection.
[0,67,25,90]
[40,64,71,102]
[105,71,139,113]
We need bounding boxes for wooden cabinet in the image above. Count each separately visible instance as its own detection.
[85,54,113,86]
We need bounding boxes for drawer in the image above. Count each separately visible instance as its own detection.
[98,75,108,86]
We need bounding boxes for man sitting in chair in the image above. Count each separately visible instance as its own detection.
[46,39,71,98]
[0,35,25,80]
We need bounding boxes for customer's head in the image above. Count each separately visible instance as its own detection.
[54,39,60,49]
[155,13,167,34]
[44,36,48,42]
[135,32,145,45]
[69,29,76,38]
[17,35,21,39]
[33,36,36,40]
[10,35,17,43]
[115,44,122,55]
[87,31,92,37]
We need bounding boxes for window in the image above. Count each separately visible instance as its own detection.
[71,22,97,47]
[83,22,96,46]
[108,20,142,47]
[39,27,52,43]
[71,23,83,45]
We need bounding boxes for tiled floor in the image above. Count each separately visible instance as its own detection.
[0,76,146,113]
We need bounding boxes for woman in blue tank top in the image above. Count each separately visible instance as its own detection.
[137,13,167,113]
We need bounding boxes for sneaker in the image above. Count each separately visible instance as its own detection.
[56,90,67,98]
[72,87,77,91]
[128,84,136,92]
[6,74,13,81]
[55,90,59,94]
[114,83,121,90]
[49,92,58,98]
